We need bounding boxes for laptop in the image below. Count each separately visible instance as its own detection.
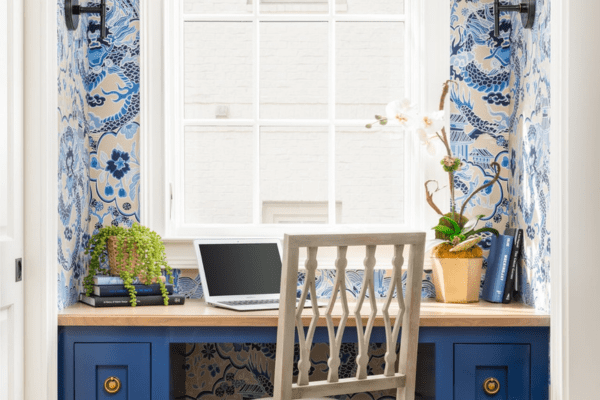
[193,238,294,311]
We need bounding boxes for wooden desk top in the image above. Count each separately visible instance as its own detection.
[58,298,549,327]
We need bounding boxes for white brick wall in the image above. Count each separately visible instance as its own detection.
[260,127,329,204]
[336,128,404,224]
[184,23,253,119]
[182,0,407,224]
[184,126,405,224]
[336,22,404,119]
[184,127,254,224]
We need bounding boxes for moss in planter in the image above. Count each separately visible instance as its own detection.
[434,212,469,240]
[432,243,482,259]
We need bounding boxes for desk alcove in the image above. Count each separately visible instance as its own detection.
[58,298,549,400]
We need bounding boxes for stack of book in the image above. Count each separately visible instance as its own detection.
[79,275,186,307]
[481,228,524,304]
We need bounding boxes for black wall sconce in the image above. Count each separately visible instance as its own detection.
[494,0,536,37]
[65,0,107,39]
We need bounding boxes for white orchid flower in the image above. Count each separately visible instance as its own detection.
[385,99,416,128]
[417,128,438,156]
[417,110,445,136]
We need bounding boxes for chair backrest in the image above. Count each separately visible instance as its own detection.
[273,233,426,400]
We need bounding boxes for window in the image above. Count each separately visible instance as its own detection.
[147,0,448,240]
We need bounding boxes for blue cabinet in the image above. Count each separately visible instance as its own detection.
[73,343,151,400]
[58,326,549,400]
[455,344,530,399]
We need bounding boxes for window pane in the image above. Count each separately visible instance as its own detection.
[183,0,251,14]
[184,126,254,224]
[260,127,328,223]
[260,23,328,119]
[336,22,405,120]
[339,0,404,14]
[184,22,253,119]
[336,127,404,224]
[260,0,328,14]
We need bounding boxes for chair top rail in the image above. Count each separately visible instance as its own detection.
[285,232,426,248]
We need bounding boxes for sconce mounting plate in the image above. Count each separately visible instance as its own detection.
[520,0,536,29]
[65,0,80,31]
[65,0,107,39]
[494,0,536,37]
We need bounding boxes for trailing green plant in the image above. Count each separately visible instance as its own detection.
[84,223,174,306]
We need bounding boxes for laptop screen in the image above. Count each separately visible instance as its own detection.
[199,243,282,296]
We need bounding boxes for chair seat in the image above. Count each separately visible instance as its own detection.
[264,398,330,400]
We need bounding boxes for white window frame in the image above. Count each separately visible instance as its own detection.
[141,0,450,267]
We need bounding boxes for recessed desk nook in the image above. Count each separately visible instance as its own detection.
[58,298,549,400]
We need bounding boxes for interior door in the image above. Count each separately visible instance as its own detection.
[0,0,24,399]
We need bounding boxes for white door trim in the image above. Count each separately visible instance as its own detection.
[550,0,567,397]
[23,0,58,399]
[551,1,600,399]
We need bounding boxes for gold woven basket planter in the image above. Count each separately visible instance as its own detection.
[431,257,483,303]
[107,236,160,284]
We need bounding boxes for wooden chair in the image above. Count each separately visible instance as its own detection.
[272,233,426,400]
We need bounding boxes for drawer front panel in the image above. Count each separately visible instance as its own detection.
[454,344,530,400]
[74,343,151,400]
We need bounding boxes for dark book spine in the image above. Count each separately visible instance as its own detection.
[502,229,523,303]
[93,284,174,297]
[482,235,513,303]
[482,235,502,302]
[80,294,186,307]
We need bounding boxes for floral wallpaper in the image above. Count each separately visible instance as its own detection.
[57,0,142,309]
[57,0,91,310]
[175,342,434,400]
[507,0,551,313]
[86,0,141,233]
[449,0,550,312]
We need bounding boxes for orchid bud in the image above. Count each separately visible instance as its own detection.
[366,124,373,129]
[380,119,388,125]
[375,115,383,120]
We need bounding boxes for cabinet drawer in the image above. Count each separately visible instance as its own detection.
[454,344,530,400]
[74,343,151,400]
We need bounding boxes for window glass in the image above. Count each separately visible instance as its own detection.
[260,23,329,120]
[260,127,328,223]
[336,127,405,224]
[342,0,404,14]
[336,22,405,120]
[184,126,254,224]
[183,0,252,15]
[184,22,253,119]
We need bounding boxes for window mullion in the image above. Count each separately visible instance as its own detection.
[253,0,261,225]
[176,0,186,232]
[328,0,336,224]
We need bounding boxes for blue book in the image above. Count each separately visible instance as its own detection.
[93,275,166,285]
[93,284,174,297]
[481,235,514,303]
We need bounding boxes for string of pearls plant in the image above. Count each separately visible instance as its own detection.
[84,223,174,306]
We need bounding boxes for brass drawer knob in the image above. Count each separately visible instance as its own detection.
[104,376,121,394]
[483,377,500,395]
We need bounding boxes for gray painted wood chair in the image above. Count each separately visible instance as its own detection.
[272,233,426,400]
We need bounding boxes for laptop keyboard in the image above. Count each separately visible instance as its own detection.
[220,299,280,306]
[219,299,326,307]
